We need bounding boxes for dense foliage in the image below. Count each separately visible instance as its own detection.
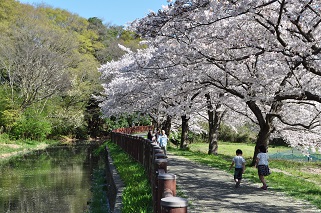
[0,0,142,140]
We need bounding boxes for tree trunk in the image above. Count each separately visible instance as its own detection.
[247,100,281,166]
[163,115,172,137]
[180,115,189,149]
[207,109,218,155]
[206,93,224,155]
[251,123,272,166]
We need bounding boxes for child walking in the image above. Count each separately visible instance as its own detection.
[255,145,270,190]
[229,149,246,188]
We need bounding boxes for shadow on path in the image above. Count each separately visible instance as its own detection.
[166,153,321,213]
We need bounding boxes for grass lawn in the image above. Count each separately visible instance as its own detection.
[168,141,321,209]
[186,141,292,159]
[0,134,59,164]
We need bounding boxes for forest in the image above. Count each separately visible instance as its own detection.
[0,0,146,140]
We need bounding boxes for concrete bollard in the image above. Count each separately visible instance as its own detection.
[152,159,168,213]
[161,197,188,213]
[153,147,164,156]
[157,173,176,213]
[154,158,168,173]
[155,153,167,159]
[158,173,176,197]
[149,145,161,178]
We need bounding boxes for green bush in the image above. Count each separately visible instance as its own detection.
[104,113,151,132]
[10,113,52,140]
[169,131,180,145]
[0,133,11,143]
[218,124,236,142]
[187,131,204,143]
[0,109,21,132]
[105,115,129,132]
[48,111,87,139]
[235,133,251,143]
[74,126,89,139]
[170,123,256,146]
[218,123,255,143]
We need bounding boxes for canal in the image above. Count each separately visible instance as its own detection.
[0,142,110,213]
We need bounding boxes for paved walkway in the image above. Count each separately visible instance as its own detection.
[166,152,321,213]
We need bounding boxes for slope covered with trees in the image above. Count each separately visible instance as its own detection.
[0,0,141,140]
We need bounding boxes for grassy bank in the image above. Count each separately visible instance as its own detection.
[168,142,321,209]
[0,134,60,164]
[106,141,153,213]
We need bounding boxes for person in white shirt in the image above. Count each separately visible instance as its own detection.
[255,145,270,190]
[229,149,246,188]
[157,130,168,155]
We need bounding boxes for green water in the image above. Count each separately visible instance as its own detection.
[0,143,107,213]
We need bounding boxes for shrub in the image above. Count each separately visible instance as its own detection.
[74,126,89,139]
[169,131,180,145]
[218,124,237,142]
[0,109,21,132]
[104,113,151,132]
[187,131,204,144]
[10,113,52,140]
[218,123,256,143]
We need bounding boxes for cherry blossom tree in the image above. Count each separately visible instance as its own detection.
[131,0,321,164]
[99,0,321,164]
[98,46,157,117]
[99,43,231,154]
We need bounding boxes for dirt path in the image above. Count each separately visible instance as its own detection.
[166,152,321,213]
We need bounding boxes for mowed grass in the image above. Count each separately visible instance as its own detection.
[168,142,321,209]
[186,142,291,158]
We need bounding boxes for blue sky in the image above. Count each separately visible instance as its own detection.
[18,0,169,26]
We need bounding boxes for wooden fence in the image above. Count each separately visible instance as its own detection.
[111,126,188,213]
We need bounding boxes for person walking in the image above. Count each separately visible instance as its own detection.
[154,129,160,145]
[255,145,270,190]
[229,149,246,188]
[147,129,153,141]
[157,130,168,156]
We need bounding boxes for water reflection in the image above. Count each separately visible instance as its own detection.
[0,142,106,213]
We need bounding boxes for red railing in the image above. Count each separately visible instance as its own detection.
[112,125,152,134]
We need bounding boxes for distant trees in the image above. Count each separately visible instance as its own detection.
[0,16,75,110]
[0,1,139,140]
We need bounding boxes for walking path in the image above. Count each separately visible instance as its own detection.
[166,152,321,213]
